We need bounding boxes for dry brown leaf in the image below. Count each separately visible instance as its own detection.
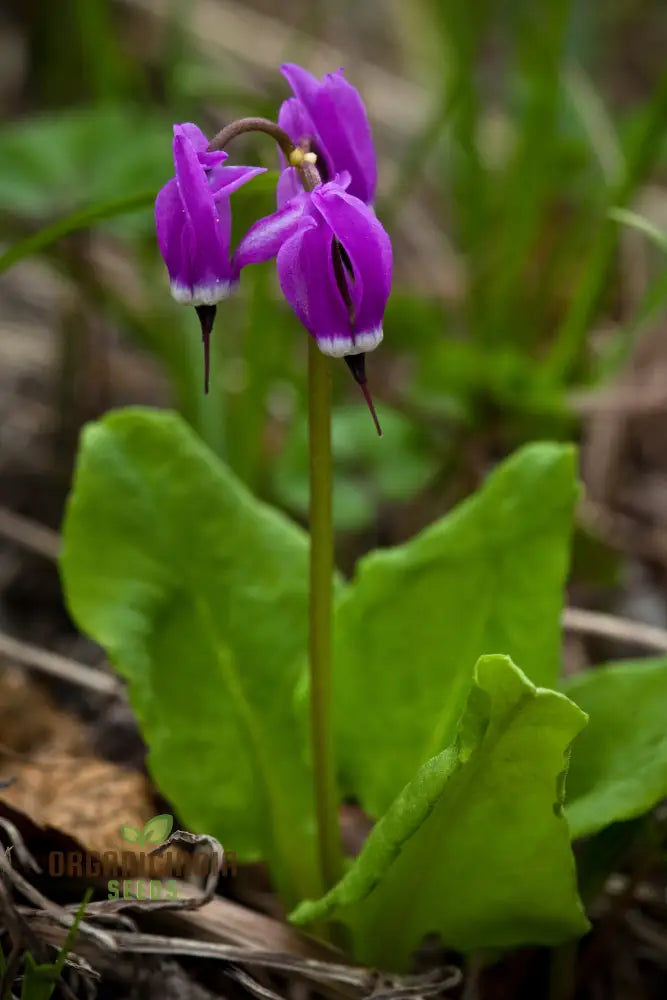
[0,665,85,758]
[0,665,154,854]
[0,756,153,854]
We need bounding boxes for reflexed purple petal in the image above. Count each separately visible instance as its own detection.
[276,167,303,208]
[313,70,377,203]
[311,183,391,348]
[277,216,356,356]
[278,97,315,148]
[278,96,334,189]
[232,195,308,272]
[208,164,266,198]
[280,65,376,204]
[197,150,228,169]
[174,123,209,152]
[155,178,189,295]
[281,64,321,108]
[173,132,228,295]
[331,170,352,191]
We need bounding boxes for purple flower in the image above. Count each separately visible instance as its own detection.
[277,64,377,206]
[155,123,265,390]
[155,123,265,305]
[234,175,392,360]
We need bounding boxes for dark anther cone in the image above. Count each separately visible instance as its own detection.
[345,354,382,436]
[195,305,217,394]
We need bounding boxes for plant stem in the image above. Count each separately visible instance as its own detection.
[307,336,342,892]
[210,115,338,893]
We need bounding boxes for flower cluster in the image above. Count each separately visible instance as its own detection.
[154,64,392,410]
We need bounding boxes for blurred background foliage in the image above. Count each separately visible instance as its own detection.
[0,0,666,570]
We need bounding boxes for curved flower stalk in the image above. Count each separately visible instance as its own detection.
[154,123,265,390]
[277,63,377,207]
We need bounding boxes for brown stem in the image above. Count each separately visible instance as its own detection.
[207,117,323,193]
[207,117,296,161]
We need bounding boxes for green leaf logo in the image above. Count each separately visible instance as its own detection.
[141,814,173,846]
[119,824,140,844]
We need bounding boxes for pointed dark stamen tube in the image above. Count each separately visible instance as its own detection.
[345,354,382,437]
[195,305,216,394]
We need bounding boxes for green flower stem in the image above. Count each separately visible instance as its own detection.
[307,337,342,892]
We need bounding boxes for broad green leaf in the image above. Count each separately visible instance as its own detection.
[334,443,578,816]
[119,825,140,844]
[563,658,667,838]
[61,408,320,906]
[0,108,167,218]
[293,655,589,969]
[142,813,174,846]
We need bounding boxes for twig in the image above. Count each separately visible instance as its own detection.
[562,607,667,652]
[74,831,225,917]
[0,849,115,952]
[229,967,288,1000]
[578,496,667,565]
[0,507,60,560]
[0,818,41,874]
[626,909,667,954]
[0,631,121,696]
[24,920,462,1000]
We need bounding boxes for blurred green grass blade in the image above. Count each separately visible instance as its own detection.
[424,0,491,338]
[378,90,455,228]
[607,207,667,253]
[20,888,92,1000]
[72,0,140,101]
[0,189,156,275]
[486,0,573,344]
[564,64,623,184]
[547,70,667,381]
[576,258,667,382]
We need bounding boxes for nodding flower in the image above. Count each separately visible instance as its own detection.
[154,123,265,390]
[234,174,392,433]
[277,63,377,207]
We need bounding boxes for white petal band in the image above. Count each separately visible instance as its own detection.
[317,326,383,358]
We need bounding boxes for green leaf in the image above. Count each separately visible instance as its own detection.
[142,813,174,846]
[119,825,140,844]
[0,108,168,220]
[334,443,578,817]
[563,658,667,838]
[60,408,320,906]
[293,655,589,969]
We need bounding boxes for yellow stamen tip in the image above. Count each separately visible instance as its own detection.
[303,151,318,164]
[288,148,305,167]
